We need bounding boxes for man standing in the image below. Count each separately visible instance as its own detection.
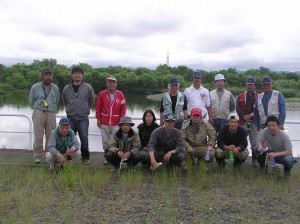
[160,77,187,130]
[256,115,294,177]
[210,74,235,133]
[29,68,60,164]
[46,117,81,170]
[215,113,249,169]
[181,108,216,164]
[62,66,95,165]
[184,71,212,124]
[254,76,286,130]
[236,76,259,165]
[96,76,126,154]
[145,112,185,170]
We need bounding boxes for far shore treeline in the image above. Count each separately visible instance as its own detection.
[0,58,299,97]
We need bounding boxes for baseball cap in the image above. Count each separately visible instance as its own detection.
[190,108,202,117]
[228,113,239,121]
[193,71,202,78]
[214,74,225,82]
[42,69,52,75]
[59,117,70,125]
[261,76,272,84]
[163,113,176,121]
[107,76,117,81]
[246,76,256,85]
[169,77,180,85]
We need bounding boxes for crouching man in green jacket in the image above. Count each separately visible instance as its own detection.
[46,117,81,170]
[181,108,216,168]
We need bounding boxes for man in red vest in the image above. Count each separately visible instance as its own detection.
[236,76,259,165]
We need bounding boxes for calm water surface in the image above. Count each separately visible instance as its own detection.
[1,93,300,156]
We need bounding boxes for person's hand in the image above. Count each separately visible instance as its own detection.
[233,147,240,154]
[268,152,277,159]
[66,147,74,156]
[258,145,264,153]
[117,151,124,158]
[150,158,159,170]
[228,145,235,151]
[163,150,173,162]
[187,146,195,156]
[207,146,213,151]
[97,119,101,128]
[208,118,213,125]
[123,152,130,159]
[58,154,67,165]
[278,125,284,130]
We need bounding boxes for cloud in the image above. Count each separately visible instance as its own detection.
[1,0,300,71]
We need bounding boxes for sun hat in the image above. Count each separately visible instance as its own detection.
[119,116,135,126]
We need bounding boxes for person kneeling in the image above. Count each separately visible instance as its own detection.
[256,115,294,177]
[145,113,185,170]
[105,116,142,171]
[181,108,216,169]
[215,113,249,169]
[46,117,81,170]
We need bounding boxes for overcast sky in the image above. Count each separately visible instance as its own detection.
[1,0,300,71]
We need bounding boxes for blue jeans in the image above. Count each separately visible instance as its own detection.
[213,118,227,133]
[257,152,294,172]
[68,116,90,160]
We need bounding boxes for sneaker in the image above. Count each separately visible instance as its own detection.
[35,158,41,164]
[83,159,91,165]
[49,163,55,170]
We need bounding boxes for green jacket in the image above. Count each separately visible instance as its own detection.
[181,120,216,149]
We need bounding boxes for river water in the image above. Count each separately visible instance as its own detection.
[0,93,300,157]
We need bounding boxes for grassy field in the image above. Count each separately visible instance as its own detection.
[0,150,300,224]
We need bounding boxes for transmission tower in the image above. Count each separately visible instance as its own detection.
[166,51,169,66]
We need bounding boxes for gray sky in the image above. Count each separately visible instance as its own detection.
[1,0,300,71]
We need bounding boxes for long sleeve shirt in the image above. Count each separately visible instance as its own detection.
[217,125,248,151]
[147,127,184,153]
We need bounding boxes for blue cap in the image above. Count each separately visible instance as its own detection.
[169,77,180,85]
[193,71,202,78]
[261,76,272,84]
[59,117,70,125]
[246,76,256,85]
[163,113,176,121]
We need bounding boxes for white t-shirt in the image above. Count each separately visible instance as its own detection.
[184,84,211,116]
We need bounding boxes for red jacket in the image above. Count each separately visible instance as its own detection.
[238,92,258,125]
[96,89,126,125]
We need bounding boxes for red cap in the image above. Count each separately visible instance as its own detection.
[191,108,202,116]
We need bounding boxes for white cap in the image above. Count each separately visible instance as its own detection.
[228,112,239,121]
[214,74,225,82]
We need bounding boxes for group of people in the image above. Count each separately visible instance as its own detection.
[29,67,294,177]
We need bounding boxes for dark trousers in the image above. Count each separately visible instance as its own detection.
[105,150,146,168]
[68,116,90,160]
[144,149,185,166]
[212,118,227,133]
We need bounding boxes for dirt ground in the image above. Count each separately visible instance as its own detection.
[1,149,300,224]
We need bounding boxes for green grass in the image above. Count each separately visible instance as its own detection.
[1,156,300,223]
